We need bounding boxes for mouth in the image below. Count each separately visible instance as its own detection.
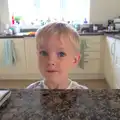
[46,70,58,73]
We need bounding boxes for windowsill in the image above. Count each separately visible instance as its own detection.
[20,25,41,29]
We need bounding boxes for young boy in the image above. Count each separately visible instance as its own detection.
[27,22,88,89]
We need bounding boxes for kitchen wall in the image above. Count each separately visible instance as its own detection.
[90,0,120,24]
[0,0,10,33]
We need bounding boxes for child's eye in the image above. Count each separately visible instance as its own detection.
[58,52,66,57]
[39,51,48,56]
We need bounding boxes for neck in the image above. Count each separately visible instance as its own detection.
[44,78,71,89]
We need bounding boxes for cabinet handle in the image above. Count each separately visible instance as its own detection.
[84,54,89,57]
[111,43,115,56]
[84,61,88,63]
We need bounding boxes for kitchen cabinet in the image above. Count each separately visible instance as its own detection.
[0,35,105,80]
[70,59,101,74]
[80,36,101,52]
[24,36,104,80]
[104,36,116,88]
[0,38,26,77]
[69,36,104,79]
[114,39,120,88]
[24,37,42,78]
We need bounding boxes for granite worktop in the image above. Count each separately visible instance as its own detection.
[1,31,120,39]
[107,34,120,40]
[0,89,120,120]
[0,32,104,39]
[1,29,120,39]
[0,34,34,38]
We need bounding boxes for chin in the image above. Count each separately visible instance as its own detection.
[44,74,60,81]
[45,75,58,79]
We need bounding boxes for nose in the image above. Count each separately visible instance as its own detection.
[47,54,57,66]
[48,61,56,66]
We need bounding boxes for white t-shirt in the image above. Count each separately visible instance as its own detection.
[27,79,88,89]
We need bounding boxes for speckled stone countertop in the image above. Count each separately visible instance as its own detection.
[107,34,120,40]
[1,32,120,39]
[0,89,120,120]
[0,32,104,39]
[0,34,34,38]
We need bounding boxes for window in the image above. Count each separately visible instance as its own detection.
[8,0,90,27]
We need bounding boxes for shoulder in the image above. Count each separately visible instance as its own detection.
[26,80,44,89]
[70,80,88,89]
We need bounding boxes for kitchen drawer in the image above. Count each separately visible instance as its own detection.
[70,59,101,74]
[85,42,100,52]
[80,36,101,43]
[84,52,100,59]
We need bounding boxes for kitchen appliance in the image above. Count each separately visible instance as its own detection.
[80,24,89,33]
[113,17,120,30]
[82,24,104,33]
[107,20,115,31]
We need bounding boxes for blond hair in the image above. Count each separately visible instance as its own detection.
[35,22,80,52]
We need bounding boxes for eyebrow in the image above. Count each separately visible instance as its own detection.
[39,46,65,50]
[39,46,44,49]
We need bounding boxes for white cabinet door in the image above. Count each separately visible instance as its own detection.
[70,36,102,74]
[69,51,101,74]
[0,38,26,75]
[80,36,101,52]
[104,37,116,88]
[114,39,120,88]
[24,37,40,75]
[70,59,101,74]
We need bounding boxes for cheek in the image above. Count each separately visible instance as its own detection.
[37,56,47,68]
[60,58,73,70]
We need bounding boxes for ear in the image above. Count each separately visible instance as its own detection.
[73,53,80,65]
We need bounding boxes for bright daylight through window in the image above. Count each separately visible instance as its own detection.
[8,0,90,28]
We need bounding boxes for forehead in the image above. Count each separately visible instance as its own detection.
[38,34,73,50]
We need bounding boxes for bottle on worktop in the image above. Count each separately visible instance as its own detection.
[83,18,88,24]
[11,22,20,34]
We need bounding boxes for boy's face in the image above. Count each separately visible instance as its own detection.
[37,35,80,82]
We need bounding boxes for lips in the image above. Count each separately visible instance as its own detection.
[47,70,58,73]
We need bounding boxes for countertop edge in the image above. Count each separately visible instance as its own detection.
[0,32,120,39]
